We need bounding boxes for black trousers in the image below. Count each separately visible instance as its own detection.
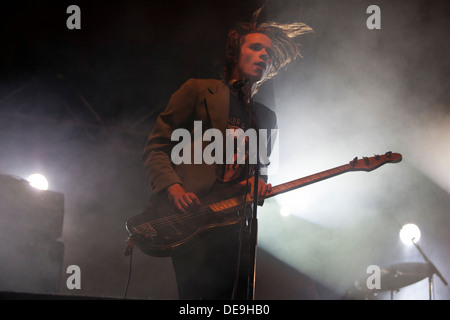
[171,224,252,300]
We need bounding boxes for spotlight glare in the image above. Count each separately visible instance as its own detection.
[280,206,291,217]
[399,223,421,246]
[27,173,49,190]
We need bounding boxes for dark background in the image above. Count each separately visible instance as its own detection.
[1,0,449,300]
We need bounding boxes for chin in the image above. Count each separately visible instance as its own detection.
[247,73,264,83]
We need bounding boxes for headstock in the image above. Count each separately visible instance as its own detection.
[349,151,402,171]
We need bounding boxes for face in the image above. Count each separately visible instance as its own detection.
[237,33,274,83]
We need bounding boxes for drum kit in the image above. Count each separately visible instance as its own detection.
[345,241,448,300]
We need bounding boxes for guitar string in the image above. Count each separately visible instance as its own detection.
[134,181,298,234]
[135,208,235,236]
[134,165,351,234]
[143,209,237,235]
[134,180,309,234]
[145,183,257,230]
[133,160,392,234]
[139,196,245,232]
[134,188,247,233]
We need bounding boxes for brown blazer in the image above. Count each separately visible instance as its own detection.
[143,78,277,198]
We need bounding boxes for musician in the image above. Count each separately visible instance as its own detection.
[142,9,312,300]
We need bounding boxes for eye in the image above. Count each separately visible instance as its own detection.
[249,43,274,59]
[249,43,263,51]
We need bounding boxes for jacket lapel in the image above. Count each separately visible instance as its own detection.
[204,81,230,137]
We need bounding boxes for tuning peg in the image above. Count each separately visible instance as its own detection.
[374,154,380,160]
[363,157,370,165]
[385,151,392,158]
[350,157,358,167]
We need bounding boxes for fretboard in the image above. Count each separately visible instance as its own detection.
[208,164,352,212]
[266,164,351,199]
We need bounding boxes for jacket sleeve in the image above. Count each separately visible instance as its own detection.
[142,79,199,195]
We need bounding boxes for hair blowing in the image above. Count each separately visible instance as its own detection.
[223,7,313,86]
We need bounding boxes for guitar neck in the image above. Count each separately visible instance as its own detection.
[264,164,351,199]
[209,152,402,211]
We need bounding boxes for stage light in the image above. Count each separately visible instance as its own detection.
[399,223,421,245]
[27,173,49,190]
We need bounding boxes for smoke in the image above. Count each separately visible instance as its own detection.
[255,0,450,298]
[1,0,449,300]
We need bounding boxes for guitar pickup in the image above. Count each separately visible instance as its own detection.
[133,223,157,237]
[210,197,241,212]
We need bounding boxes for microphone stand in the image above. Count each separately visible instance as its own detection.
[411,238,448,300]
[246,123,259,300]
[230,78,259,300]
[244,91,260,301]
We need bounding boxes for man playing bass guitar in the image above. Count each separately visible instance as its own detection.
[141,9,312,300]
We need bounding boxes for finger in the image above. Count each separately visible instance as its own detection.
[259,183,267,197]
[182,194,194,207]
[248,183,255,199]
[189,194,201,206]
[176,196,190,210]
[181,199,191,209]
[174,199,186,212]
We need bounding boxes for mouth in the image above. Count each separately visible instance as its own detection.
[255,61,266,70]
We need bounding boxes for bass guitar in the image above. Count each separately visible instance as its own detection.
[125,151,402,257]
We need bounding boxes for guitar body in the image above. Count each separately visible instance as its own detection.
[126,186,248,257]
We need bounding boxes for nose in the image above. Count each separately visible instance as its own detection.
[260,49,269,61]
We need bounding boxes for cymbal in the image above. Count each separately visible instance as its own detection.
[378,262,432,292]
[345,262,432,299]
